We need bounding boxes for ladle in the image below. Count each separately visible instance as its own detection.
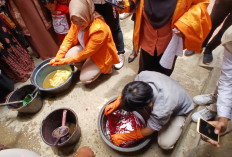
[52,110,70,145]
[0,100,24,107]
[0,87,39,107]
[24,87,39,103]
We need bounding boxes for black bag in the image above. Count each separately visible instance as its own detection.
[0,70,14,102]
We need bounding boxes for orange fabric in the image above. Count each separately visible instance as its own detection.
[140,10,172,56]
[122,0,211,54]
[111,128,144,146]
[52,18,119,73]
[0,13,15,29]
[104,95,122,116]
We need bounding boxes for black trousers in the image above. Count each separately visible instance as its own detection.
[203,0,232,53]
[94,3,125,54]
[138,49,177,76]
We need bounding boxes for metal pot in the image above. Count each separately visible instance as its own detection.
[6,84,43,114]
[30,58,74,95]
[98,97,152,153]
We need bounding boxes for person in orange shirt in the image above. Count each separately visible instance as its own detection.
[49,0,119,84]
[118,0,212,76]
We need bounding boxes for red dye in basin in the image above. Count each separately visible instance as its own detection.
[106,109,143,147]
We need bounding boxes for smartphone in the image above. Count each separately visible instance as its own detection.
[197,118,219,142]
[105,0,125,9]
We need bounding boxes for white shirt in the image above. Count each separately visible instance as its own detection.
[78,30,85,49]
[217,48,232,119]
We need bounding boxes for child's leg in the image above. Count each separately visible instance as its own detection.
[158,116,186,150]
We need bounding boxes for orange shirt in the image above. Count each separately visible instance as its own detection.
[55,18,120,73]
[140,9,172,56]
[121,0,212,54]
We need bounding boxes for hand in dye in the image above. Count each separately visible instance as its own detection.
[111,129,144,146]
[104,95,122,116]
[76,146,95,157]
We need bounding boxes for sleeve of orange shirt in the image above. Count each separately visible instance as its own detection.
[62,28,108,64]
[54,23,78,61]
[174,0,212,53]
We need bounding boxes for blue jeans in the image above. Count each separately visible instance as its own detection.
[95,3,125,54]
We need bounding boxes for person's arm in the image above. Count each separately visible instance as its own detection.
[216,49,232,120]
[51,23,108,66]
[104,95,122,116]
[204,48,232,147]
[140,126,155,137]
[49,23,78,65]
[207,117,229,148]
[174,0,211,53]
[111,126,155,146]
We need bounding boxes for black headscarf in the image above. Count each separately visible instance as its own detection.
[144,0,177,29]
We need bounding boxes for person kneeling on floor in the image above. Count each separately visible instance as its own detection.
[104,71,194,150]
[49,0,119,84]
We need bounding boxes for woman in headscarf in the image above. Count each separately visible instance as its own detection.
[49,0,119,84]
[118,0,212,76]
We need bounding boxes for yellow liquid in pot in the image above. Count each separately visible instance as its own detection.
[43,70,71,89]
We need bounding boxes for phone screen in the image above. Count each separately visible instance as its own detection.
[105,0,125,9]
[198,118,219,142]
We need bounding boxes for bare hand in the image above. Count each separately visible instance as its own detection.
[201,136,220,148]
[201,117,229,147]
